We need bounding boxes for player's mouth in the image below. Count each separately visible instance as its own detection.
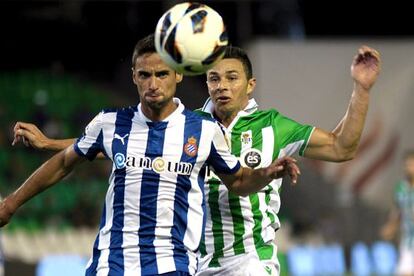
[145,92,162,99]
[216,96,231,104]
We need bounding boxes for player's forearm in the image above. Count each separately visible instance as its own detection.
[388,208,401,224]
[3,150,74,215]
[45,139,107,159]
[229,167,273,197]
[45,138,76,151]
[381,210,401,240]
[333,85,370,159]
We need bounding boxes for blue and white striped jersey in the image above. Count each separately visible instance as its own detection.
[74,98,241,275]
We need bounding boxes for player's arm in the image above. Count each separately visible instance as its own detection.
[217,156,300,197]
[12,122,75,150]
[0,146,85,227]
[12,122,106,159]
[380,205,401,240]
[304,46,381,162]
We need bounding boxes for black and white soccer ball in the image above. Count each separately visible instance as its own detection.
[155,2,228,76]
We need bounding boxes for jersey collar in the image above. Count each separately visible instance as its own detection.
[201,97,258,131]
[137,97,184,123]
[201,97,259,117]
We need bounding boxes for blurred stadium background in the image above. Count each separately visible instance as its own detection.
[1,0,413,275]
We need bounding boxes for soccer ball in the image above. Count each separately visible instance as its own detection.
[155,2,228,76]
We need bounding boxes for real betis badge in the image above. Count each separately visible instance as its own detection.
[241,131,252,145]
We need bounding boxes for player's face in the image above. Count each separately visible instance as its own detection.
[404,156,414,180]
[206,58,256,117]
[132,53,183,110]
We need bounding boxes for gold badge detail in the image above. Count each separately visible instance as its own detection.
[184,136,198,157]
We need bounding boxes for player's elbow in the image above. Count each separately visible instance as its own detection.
[342,151,357,161]
[335,154,354,162]
[227,182,250,197]
[220,169,251,197]
[334,146,358,162]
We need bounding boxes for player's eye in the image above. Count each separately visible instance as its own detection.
[138,71,151,79]
[207,76,219,83]
[227,75,238,81]
[156,71,170,78]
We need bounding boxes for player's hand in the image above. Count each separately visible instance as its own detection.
[265,156,301,185]
[12,122,49,150]
[351,45,381,91]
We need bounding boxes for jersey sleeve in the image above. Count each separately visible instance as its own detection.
[274,112,315,157]
[206,122,241,175]
[74,111,105,161]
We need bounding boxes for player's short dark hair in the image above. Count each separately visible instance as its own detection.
[132,34,156,68]
[223,46,253,80]
[404,149,414,160]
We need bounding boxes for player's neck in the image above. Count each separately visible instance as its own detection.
[141,101,177,121]
[214,110,237,127]
[214,101,249,127]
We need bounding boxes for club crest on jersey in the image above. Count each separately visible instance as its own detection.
[240,148,262,169]
[184,136,198,157]
[241,132,252,145]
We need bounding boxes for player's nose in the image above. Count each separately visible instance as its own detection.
[148,76,159,90]
[216,80,230,92]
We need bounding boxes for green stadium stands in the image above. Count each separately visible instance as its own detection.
[0,71,111,231]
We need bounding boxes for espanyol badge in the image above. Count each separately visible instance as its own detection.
[240,148,262,169]
[184,136,198,157]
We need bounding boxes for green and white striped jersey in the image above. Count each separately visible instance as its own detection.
[196,98,314,268]
[395,180,414,248]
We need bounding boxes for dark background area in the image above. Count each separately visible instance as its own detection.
[1,0,412,82]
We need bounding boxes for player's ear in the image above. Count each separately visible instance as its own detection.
[246,77,256,96]
[175,72,183,83]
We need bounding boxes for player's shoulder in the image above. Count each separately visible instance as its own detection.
[193,108,213,118]
[91,106,137,127]
[183,108,216,123]
[99,105,137,119]
[101,105,137,115]
[244,108,281,120]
